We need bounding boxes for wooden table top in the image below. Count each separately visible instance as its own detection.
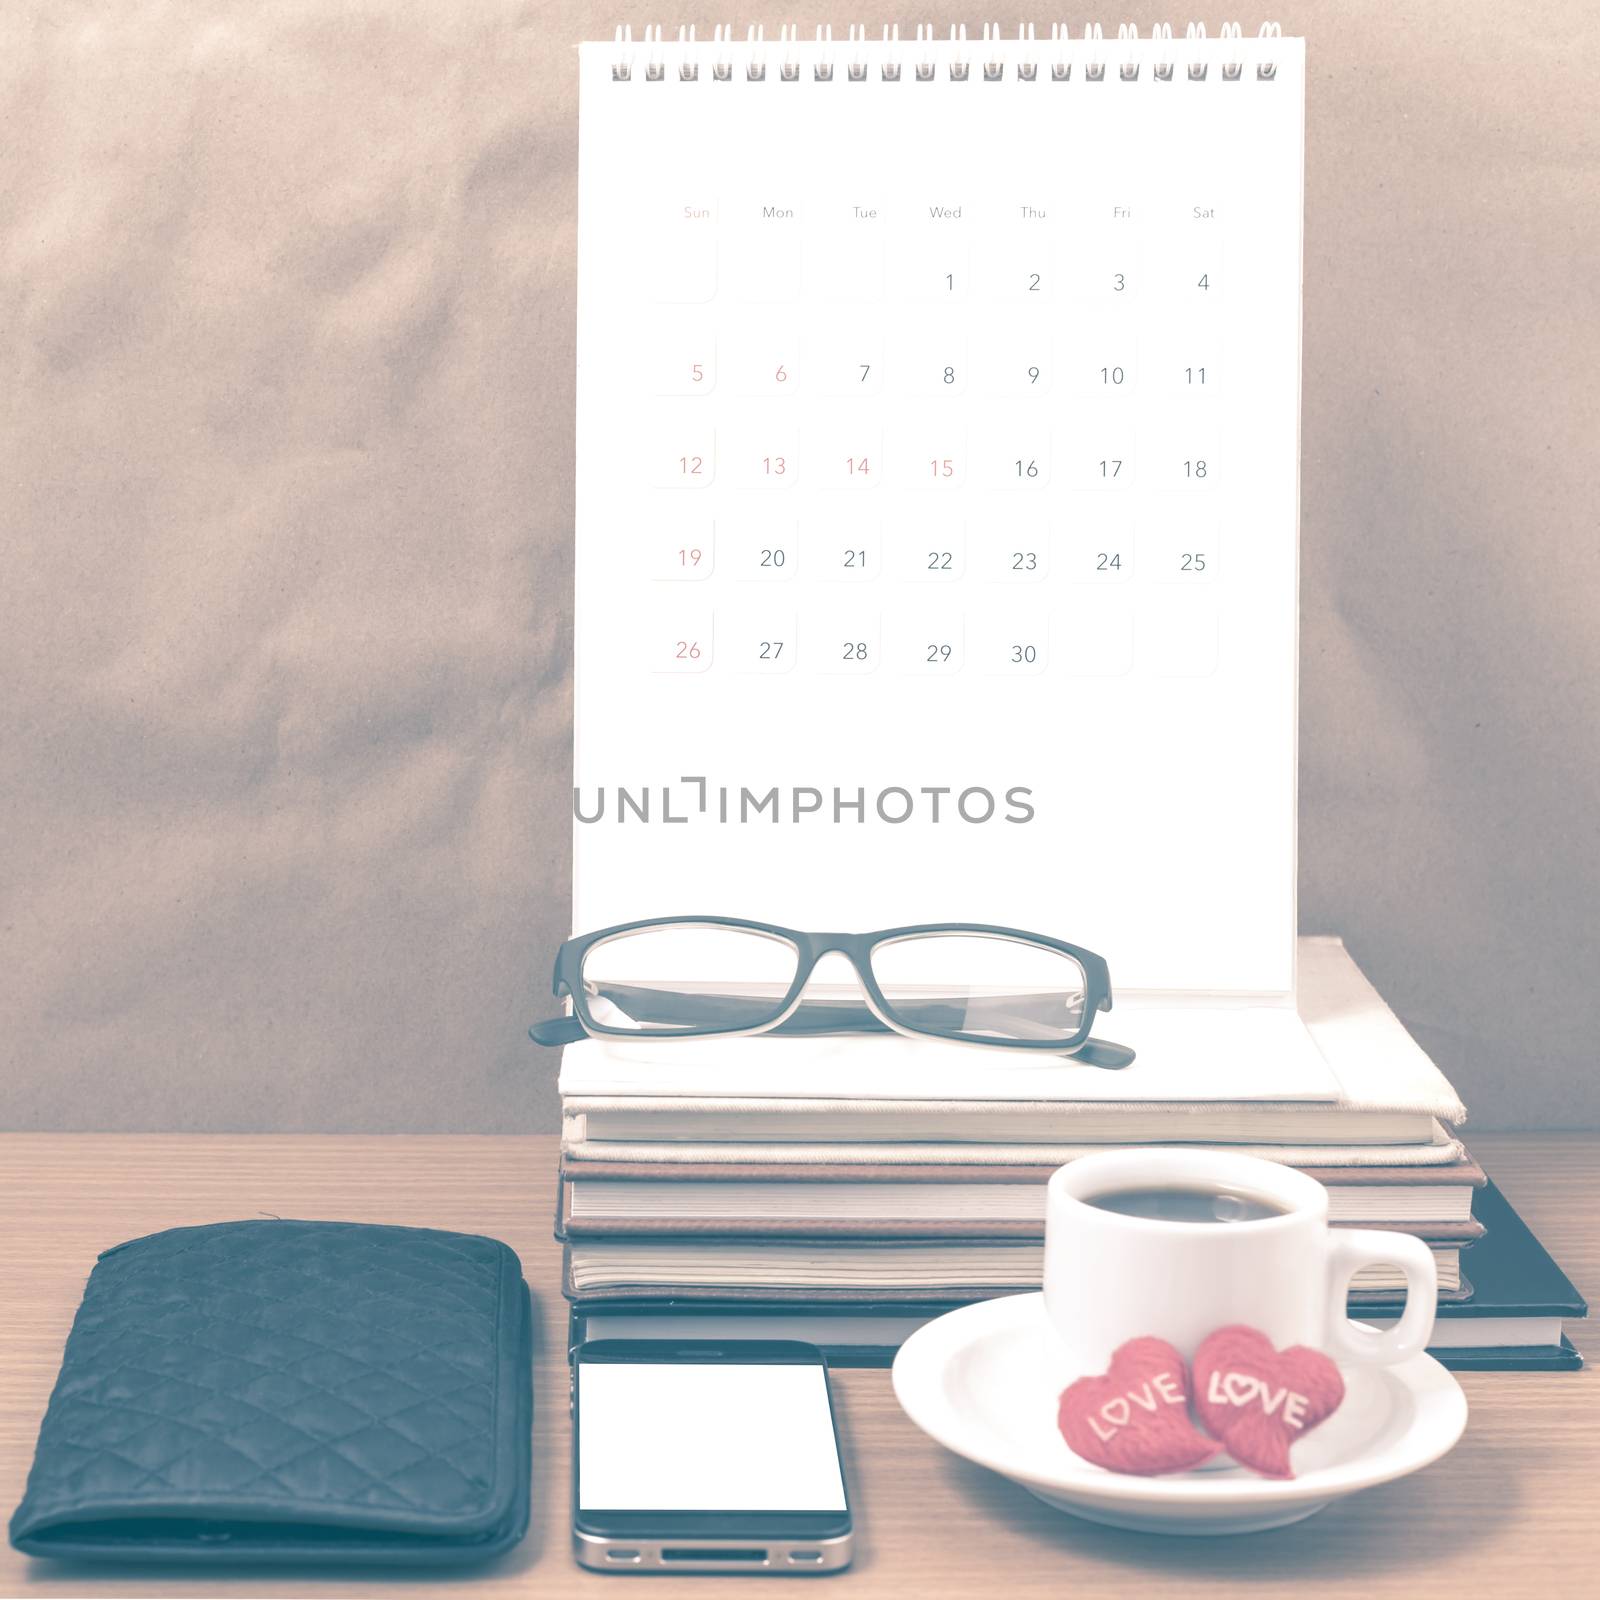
[1,1131,1595,1595]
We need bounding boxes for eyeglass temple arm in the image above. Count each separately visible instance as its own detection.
[530,1015,587,1046]
[529,990,884,1047]
[530,984,1135,1067]
[766,996,1134,1067]
[562,982,1091,1032]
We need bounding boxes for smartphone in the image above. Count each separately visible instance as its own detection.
[572,1339,853,1574]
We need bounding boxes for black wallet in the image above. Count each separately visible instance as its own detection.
[9,1219,532,1565]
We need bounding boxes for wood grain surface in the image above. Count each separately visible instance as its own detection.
[1,1132,1595,1596]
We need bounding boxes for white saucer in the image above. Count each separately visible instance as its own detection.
[891,1293,1468,1536]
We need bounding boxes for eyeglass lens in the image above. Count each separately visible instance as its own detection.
[579,924,801,1033]
[869,933,1089,1042]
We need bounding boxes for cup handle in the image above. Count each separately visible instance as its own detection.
[1321,1228,1437,1366]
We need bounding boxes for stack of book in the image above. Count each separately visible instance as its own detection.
[556,938,1584,1370]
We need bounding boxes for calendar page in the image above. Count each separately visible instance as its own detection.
[574,27,1305,999]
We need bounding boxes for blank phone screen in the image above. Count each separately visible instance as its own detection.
[578,1360,847,1513]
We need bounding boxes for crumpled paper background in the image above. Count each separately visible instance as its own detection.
[3,3,1597,1132]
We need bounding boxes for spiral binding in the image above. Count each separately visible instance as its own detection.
[608,21,1284,84]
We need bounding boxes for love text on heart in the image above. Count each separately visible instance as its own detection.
[1205,1369,1311,1430]
[1085,1370,1187,1442]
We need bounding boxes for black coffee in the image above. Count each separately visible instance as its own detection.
[1086,1185,1291,1225]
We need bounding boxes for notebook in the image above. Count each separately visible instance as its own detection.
[562,1130,1469,1169]
[563,1107,1454,1148]
[562,1236,1466,1299]
[559,1154,1487,1234]
[556,938,1468,1141]
[574,23,1307,1004]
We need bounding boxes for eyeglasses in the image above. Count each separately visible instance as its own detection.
[529,917,1134,1068]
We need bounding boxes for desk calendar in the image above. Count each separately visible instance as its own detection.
[574,24,1306,1000]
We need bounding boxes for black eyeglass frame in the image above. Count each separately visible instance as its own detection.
[530,915,1129,1065]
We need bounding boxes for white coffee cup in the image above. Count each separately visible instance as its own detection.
[1042,1148,1437,1375]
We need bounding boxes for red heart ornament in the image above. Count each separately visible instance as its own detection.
[1057,1336,1223,1476]
[1192,1325,1346,1479]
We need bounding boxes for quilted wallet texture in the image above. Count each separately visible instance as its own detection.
[9,1220,532,1565]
